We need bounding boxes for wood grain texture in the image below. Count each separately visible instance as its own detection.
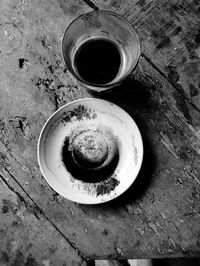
[1,0,200,262]
[92,0,200,113]
[0,175,84,266]
[0,0,91,265]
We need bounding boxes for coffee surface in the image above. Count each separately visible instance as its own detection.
[74,39,121,85]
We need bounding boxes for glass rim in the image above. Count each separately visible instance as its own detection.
[61,9,141,88]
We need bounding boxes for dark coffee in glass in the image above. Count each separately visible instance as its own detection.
[74,38,121,85]
[62,10,140,91]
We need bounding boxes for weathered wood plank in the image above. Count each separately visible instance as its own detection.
[0,175,85,266]
[1,0,200,260]
[0,0,91,264]
[87,56,200,258]
[91,0,200,113]
[2,52,200,258]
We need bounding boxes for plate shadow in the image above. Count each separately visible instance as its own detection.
[84,76,158,207]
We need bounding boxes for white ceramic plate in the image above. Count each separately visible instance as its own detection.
[37,98,143,204]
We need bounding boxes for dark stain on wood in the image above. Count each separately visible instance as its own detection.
[11,250,24,266]
[156,36,171,49]
[24,254,39,266]
[166,65,180,84]
[18,58,28,69]
[49,245,57,255]
[34,76,59,109]
[110,0,121,8]
[191,187,200,199]
[185,41,198,59]
[0,152,10,168]
[182,22,200,59]
[136,0,146,7]
[173,90,192,124]
[183,61,200,78]
[35,77,54,91]
[151,30,171,50]
[197,232,200,247]
[9,116,27,137]
[189,84,199,97]
[0,251,9,263]
[12,219,22,227]
[102,229,109,236]
[172,26,182,36]
[194,32,200,45]
[179,146,197,162]
[1,199,14,214]
[1,204,9,214]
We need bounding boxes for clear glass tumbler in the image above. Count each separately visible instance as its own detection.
[62,10,140,92]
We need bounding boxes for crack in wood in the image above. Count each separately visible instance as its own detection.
[152,201,179,232]
[134,3,160,30]
[82,0,99,10]
[125,204,176,253]
[160,131,179,159]
[0,139,34,176]
[76,1,200,119]
[75,203,88,215]
[0,173,27,205]
[135,201,178,253]
[140,53,200,114]
[184,169,200,186]
[166,46,185,66]
[0,168,87,263]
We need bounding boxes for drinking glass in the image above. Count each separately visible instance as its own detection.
[62,10,140,92]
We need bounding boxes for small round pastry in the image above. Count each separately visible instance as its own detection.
[72,130,108,168]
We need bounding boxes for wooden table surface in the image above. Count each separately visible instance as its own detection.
[1,0,200,265]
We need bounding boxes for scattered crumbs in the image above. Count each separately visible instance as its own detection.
[96,176,119,196]
[80,182,97,197]
[72,175,120,198]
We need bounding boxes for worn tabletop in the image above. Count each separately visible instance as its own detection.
[1,0,200,265]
